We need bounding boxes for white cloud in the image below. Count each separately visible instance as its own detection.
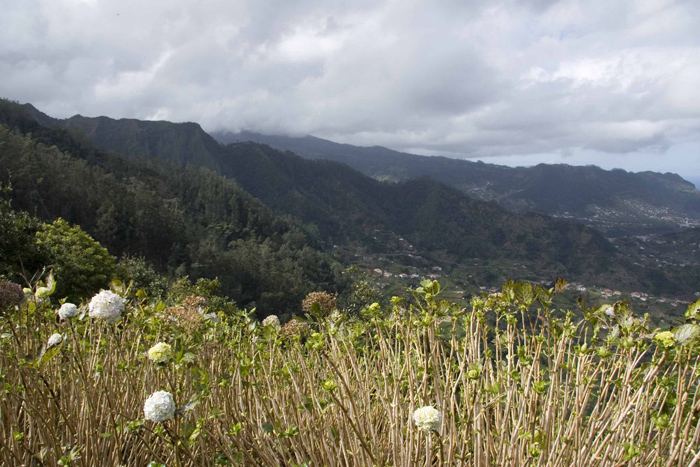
[0,0,699,177]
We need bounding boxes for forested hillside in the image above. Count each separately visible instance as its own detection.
[0,100,342,315]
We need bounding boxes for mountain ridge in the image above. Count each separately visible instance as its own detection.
[212,130,700,235]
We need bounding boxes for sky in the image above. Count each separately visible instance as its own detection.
[1,0,699,182]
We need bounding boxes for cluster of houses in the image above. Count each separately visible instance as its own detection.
[601,288,623,298]
[570,282,695,308]
[371,266,443,281]
[368,266,697,309]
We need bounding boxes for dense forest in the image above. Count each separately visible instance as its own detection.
[0,100,343,316]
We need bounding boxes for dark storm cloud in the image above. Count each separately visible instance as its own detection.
[1,0,699,176]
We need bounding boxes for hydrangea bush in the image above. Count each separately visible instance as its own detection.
[1,278,699,466]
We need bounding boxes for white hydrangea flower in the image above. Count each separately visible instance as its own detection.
[148,342,173,364]
[47,333,63,348]
[58,302,79,319]
[88,290,125,324]
[144,391,176,423]
[262,315,281,331]
[413,406,442,432]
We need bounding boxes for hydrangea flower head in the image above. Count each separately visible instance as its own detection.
[654,331,676,349]
[88,290,125,324]
[148,342,173,364]
[58,303,79,320]
[281,319,310,339]
[144,391,176,422]
[47,333,63,348]
[413,405,442,432]
[262,315,281,331]
[0,281,25,309]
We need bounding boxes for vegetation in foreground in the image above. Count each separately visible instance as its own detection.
[1,277,699,466]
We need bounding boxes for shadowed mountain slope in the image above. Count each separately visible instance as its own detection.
[0,99,342,315]
[213,131,700,235]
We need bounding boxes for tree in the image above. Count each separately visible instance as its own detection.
[0,187,47,284]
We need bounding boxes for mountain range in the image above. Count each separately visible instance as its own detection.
[213,131,700,236]
[1,99,697,306]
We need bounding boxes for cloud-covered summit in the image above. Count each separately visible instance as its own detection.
[1,0,699,176]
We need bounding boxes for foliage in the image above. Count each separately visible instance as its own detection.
[36,218,117,302]
[116,255,169,299]
[0,186,47,283]
[1,278,699,466]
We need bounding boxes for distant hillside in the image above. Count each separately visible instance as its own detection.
[213,131,700,235]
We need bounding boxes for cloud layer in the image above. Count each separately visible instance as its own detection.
[1,0,699,176]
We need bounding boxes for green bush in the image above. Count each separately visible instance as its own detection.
[36,218,116,301]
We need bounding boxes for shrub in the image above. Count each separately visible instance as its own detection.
[0,280,24,312]
[35,218,116,301]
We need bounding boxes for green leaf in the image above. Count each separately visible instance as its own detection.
[37,346,61,370]
[310,302,320,315]
[261,422,274,434]
[673,323,700,345]
[46,272,56,295]
[514,281,534,306]
[685,300,700,321]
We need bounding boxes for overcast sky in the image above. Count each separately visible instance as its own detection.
[2,0,699,181]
